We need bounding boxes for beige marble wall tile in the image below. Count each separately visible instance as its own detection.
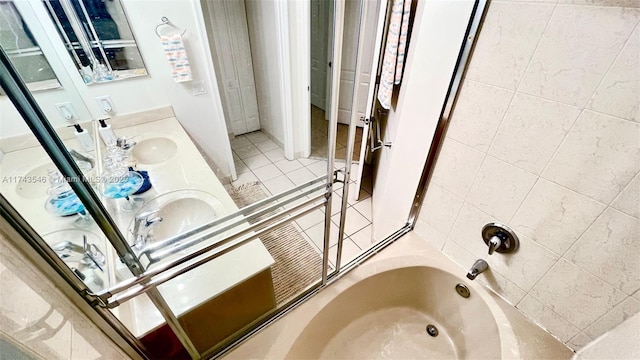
[413,221,448,250]
[418,183,464,236]
[0,265,72,359]
[465,1,555,90]
[488,233,559,292]
[511,178,606,255]
[430,137,485,198]
[446,80,514,152]
[530,259,626,329]
[565,208,640,295]
[0,232,126,360]
[502,0,557,3]
[489,93,581,174]
[477,267,528,305]
[584,297,640,340]
[449,202,502,256]
[518,5,640,107]
[517,295,581,342]
[587,27,639,122]
[441,238,477,270]
[542,110,640,204]
[467,156,538,220]
[611,172,640,219]
[558,0,640,7]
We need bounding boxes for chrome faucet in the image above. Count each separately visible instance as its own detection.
[466,259,488,280]
[116,136,136,150]
[132,209,163,249]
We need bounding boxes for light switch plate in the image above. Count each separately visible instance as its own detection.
[192,80,207,96]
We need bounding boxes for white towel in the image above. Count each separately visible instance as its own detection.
[377,0,412,110]
[161,34,192,83]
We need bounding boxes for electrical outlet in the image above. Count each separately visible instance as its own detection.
[55,102,79,123]
[95,95,116,114]
[192,80,207,96]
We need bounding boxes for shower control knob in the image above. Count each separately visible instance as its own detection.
[482,223,519,254]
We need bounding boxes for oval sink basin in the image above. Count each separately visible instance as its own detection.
[132,137,178,165]
[129,190,226,262]
[153,198,217,239]
[15,163,54,199]
[16,154,93,199]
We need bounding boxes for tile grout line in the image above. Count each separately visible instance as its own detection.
[580,20,640,110]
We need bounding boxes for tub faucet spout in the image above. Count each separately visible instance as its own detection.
[466,259,488,280]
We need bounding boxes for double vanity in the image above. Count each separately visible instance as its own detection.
[0,107,276,352]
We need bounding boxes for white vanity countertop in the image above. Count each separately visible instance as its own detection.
[0,116,275,338]
[111,117,275,337]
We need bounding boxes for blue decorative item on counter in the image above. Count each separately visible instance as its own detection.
[131,167,152,194]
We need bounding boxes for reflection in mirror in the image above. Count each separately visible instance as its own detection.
[0,84,120,296]
[1,0,376,356]
[0,1,61,91]
[43,0,147,84]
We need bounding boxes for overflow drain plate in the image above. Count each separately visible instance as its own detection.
[456,283,470,298]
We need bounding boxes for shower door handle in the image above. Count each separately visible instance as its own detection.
[370,108,392,153]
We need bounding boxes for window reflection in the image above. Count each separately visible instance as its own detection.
[0,1,60,91]
[43,0,147,84]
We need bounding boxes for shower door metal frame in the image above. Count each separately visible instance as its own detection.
[0,43,333,358]
[219,0,490,355]
[0,0,488,357]
[0,0,347,358]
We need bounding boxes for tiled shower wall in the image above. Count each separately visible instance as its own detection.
[414,0,640,351]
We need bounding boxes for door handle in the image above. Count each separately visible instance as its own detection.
[369,108,392,152]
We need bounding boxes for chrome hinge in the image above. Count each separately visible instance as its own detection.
[81,289,109,308]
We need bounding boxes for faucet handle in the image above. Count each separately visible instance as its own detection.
[116,136,136,150]
[482,223,519,254]
[487,236,502,255]
[135,209,160,221]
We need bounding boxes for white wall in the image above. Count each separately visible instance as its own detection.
[372,0,476,240]
[1,0,234,177]
[245,0,285,146]
[286,0,311,159]
[414,0,640,351]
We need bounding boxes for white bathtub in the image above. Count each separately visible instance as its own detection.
[253,237,521,359]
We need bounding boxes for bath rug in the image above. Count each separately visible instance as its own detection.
[228,182,322,305]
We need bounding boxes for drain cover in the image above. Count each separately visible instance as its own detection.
[426,324,439,337]
[455,283,470,298]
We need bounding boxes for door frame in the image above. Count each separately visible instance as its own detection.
[276,0,311,160]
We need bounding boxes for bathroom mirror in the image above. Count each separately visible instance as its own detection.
[0,0,61,92]
[42,0,147,84]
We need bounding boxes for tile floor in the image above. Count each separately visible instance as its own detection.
[310,105,363,161]
[227,129,374,268]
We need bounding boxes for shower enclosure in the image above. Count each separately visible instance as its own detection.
[0,0,485,358]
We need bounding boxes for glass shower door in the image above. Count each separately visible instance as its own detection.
[0,0,370,358]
